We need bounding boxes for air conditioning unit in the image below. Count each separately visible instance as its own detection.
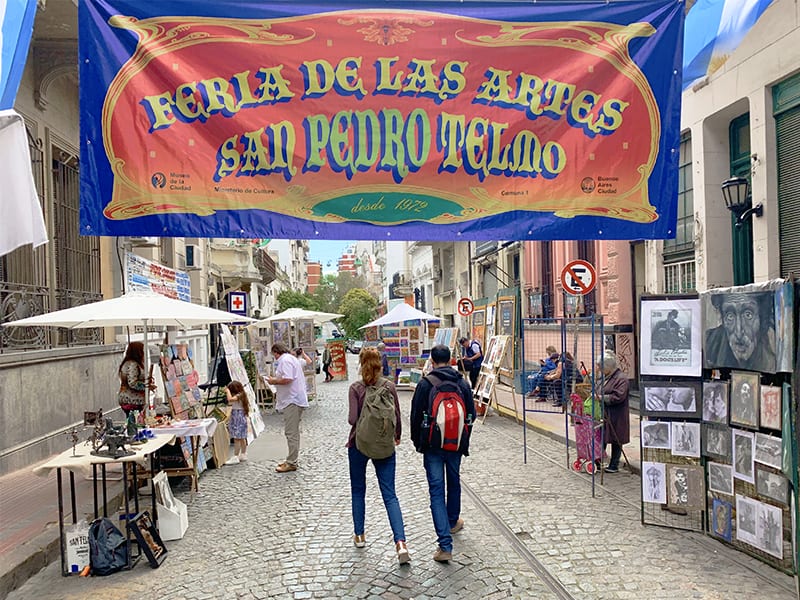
[128,236,159,247]
[185,244,200,269]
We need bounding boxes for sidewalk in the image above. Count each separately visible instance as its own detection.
[0,457,125,599]
[490,385,642,474]
[0,388,641,598]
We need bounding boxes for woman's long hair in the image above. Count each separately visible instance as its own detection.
[359,347,382,386]
[119,341,145,382]
[226,380,250,416]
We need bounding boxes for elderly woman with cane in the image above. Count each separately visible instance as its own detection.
[597,350,630,473]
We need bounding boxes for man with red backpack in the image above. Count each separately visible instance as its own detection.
[410,344,476,563]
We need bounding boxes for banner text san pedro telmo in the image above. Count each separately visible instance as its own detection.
[83,3,684,240]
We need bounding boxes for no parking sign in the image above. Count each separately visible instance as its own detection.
[560,260,597,296]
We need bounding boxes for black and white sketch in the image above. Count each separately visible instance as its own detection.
[640,381,702,419]
[759,385,781,431]
[733,429,755,484]
[754,433,782,470]
[729,371,760,429]
[702,380,728,424]
[708,462,733,496]
[667,465,704,510]
[756,468,789,506]
[640,298,702,376]
[641,461,666,504]
[702,424,732,461]
[641,421,670,449]
[703,288,777,373]
[736,494,759,546]
[757,501,783,559]
[711,498,732,542]
[671,422,700,457]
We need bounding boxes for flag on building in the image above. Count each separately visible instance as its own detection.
[0,1,47,257]
[683,0,776,90]
[1,0,37,110]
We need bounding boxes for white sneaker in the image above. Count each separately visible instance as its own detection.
[224,455,240,465]
[238,453,247,462]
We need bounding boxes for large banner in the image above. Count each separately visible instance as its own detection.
[79,1,684,241]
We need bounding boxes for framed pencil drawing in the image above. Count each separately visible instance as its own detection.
[641,380,702,419]
[759,385,781,431]
[708,462,733,496]
[671,422,701,458]
[733,429,755,484]
[729,371,759,429]
[754,433,782,470]
[641,421,670,449]
[639,298,701,376]
[756,467,789,507]
[702,424,731,462]
[702,380,728,424]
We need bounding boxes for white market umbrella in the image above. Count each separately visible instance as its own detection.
[360,303,439,329]
[3,291,254,412]
[252,307,343,327]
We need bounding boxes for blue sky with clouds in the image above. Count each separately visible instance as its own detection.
[308,240,353,274]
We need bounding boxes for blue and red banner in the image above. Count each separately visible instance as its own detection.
[79,1,684,241]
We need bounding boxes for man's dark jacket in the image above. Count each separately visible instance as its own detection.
[410,366,476,456]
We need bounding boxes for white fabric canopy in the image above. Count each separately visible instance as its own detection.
[0,110,48,257]
[360,303,439,329]
[4,291,254,411]
[252,307,343,327]
[2,290,254,329]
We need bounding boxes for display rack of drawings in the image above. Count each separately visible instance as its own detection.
[474,335,520,423]
[260,318,320,397]
[381,322,425,386]
[411,327,460,385]
[638,279,795,573]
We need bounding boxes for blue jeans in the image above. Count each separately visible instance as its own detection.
[423,450,462,552]
[348,446,406,543]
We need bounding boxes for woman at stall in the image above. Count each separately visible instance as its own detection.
[117,341,155,418]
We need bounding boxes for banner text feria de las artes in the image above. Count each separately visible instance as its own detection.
[79,1,685,241]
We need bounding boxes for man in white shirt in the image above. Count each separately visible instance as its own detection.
[267,342,309,472]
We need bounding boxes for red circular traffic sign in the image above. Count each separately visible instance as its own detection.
[457,297,475,316]
[560,260,597,296]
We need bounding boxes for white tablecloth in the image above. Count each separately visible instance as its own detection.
[151,418,217,447]
[33,434,175,479]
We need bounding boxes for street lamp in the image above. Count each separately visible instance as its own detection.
[720,176,763,228]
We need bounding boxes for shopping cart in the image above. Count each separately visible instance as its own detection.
[570,386,604,474]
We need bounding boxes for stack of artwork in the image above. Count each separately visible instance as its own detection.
[159,343,202,420]
[639,280,793,566]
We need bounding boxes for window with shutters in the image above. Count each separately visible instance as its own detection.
[773,73,800,277]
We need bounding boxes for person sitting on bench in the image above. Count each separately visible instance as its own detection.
[541,351,578,406]
[526,346,559,401]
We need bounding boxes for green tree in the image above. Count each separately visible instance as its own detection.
[310,274,339,313]
[337,288,377,338]
[277,289,319,312]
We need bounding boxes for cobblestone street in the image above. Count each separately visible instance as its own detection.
[8,361,796,600]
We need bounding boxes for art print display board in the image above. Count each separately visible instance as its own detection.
[381,323,423,366]
[327,338,348,381]
[470,305,486,349]
[296,318,317,399]
[159,343,202,420]
[220,324,265,440]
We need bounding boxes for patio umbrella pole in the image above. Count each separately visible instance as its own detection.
[143,319,151,421]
